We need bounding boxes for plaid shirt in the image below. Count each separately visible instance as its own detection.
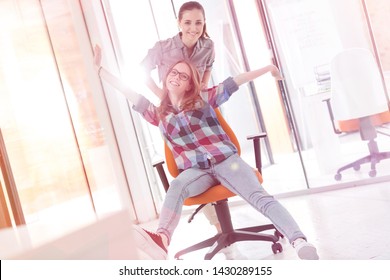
[133,77,239,172]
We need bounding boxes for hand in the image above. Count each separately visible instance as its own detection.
[269,65,284,80]
[93,44,102,69]
[154,87,167,100]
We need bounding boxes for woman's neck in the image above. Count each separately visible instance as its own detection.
[182,40,195,49]
[180,35,196,55]
[168,93,184,109]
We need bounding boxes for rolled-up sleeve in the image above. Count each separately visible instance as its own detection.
[205,41,215,71]
[140,42,161,73]
[132,95,159,126]
[222,76,239,95]
[201,77,239,108]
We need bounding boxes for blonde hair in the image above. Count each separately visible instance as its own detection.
[157,60,203,119]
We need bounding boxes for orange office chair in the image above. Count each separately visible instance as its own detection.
[153,108,283,260]
[324,48,390,180]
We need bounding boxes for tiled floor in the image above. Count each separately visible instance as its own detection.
[2,179,389,260]
[140,180,390,260]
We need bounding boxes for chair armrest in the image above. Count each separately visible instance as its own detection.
[247,133,267,173]
[152,159,170,192]
[322,98,342,134]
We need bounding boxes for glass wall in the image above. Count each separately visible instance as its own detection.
[230,0,309,193]
[261,0,390,187]
[364,0,390,96]
[0,0,132,229]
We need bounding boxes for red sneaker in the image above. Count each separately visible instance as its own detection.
[133,225,168,260]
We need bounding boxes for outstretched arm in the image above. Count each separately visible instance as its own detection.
[94,44,140,104]
[233,64,283,86]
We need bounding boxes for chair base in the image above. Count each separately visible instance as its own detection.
[335,150,390,181]
[174,199,283,260]
[334,118,390,180]
[174,225,282,260]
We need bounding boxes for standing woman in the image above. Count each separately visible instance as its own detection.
[141,1,221,233]
[141,1,215,99]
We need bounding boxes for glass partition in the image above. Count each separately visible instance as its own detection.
[0,0,130,229]
[229,0,309,194]
[262,0,390,187]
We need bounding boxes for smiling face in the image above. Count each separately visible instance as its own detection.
[158,60,202,117]
[178,9,205,46]
[166,62,192,96]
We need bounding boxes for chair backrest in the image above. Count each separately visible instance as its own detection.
[330,48,388,121]
[164,108,241,178]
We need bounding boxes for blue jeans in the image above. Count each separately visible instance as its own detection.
[157,153,306,244]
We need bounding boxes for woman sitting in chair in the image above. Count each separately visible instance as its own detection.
[94,46,319,260]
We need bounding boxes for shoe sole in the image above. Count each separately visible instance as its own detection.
[132,226,168,260]
[297,245,319,260]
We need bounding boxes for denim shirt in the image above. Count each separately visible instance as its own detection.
[141,33,215,82]
[133,77,239,172]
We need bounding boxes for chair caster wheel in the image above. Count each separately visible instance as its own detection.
[272,243,283,254]
[334,173,342,181]
[369,170,376,177]
[274,230,284,240]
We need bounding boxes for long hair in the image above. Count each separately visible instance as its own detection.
[157,60,204,119]
[178,1,210,38]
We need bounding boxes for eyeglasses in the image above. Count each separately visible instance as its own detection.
[169,69,190,81]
